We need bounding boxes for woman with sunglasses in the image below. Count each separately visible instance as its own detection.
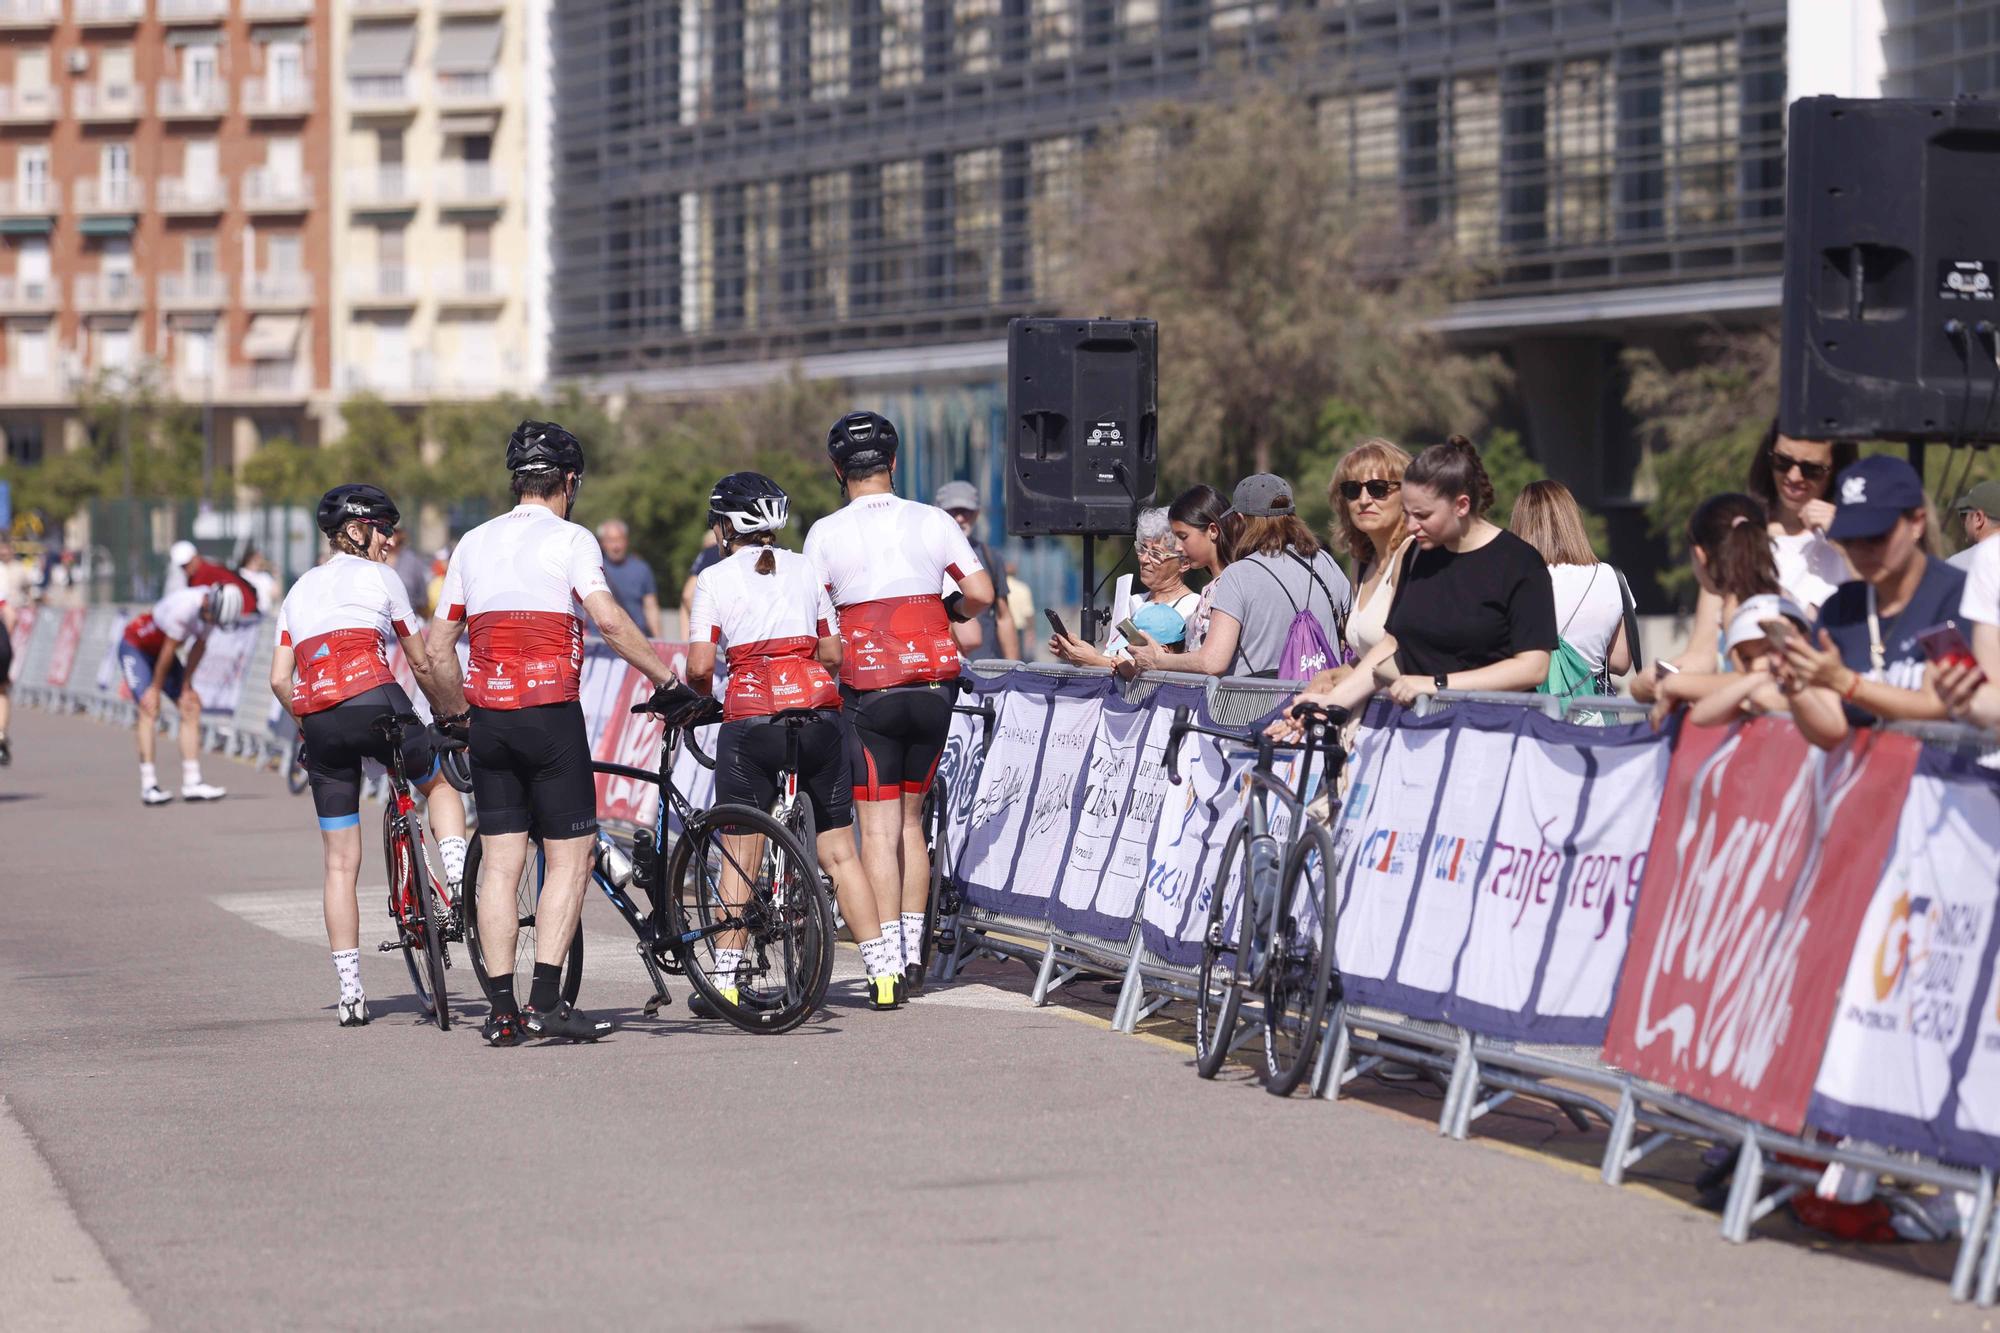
[1048,506,1198,671]
[1328,439,1413,664]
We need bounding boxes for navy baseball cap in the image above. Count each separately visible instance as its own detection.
[1828,455,1927,541]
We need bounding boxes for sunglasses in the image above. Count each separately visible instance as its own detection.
[1769,451,1830,483]
[1136,544,1184,563]
[1339,479,1402,502]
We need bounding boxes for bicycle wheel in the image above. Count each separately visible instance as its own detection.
[669,804,833,1034]
[1263,822,1340,1097]
[462,833,584,1010]
[383,809,446,1029]
[918,776,948,975]
[1194,823,1249,1079]
[287,736,310,795]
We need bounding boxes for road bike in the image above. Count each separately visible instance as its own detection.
[372,712,460,1031]
[915,680,996,980]
[1166,700,1348,1096]
[466,692,835,1034]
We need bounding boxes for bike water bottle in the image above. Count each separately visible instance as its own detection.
[1248,835,1281,899]
[597,834,636,890]
[631,828,658,889]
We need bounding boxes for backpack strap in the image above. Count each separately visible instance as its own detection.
[1613,565,1644,674]
[1559,565,1600,638]
[1249,557,1301,614]
[1286,549,1350,647]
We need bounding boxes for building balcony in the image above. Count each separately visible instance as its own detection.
[223,361,310,401]
[158,272,229,310]
[0,85,60,124]
[73,83,146,122]
[349,0,419,15]
[245,270,312,309]
[0,275,60,312]
[438,0,505,11]
[434,264,505,308]
[244,0,312,16]
[434,69,502,111]
[157,176,228,214]
[435,161,506,210]
[0,181,58,216]
[75,177,145,215]
[347,74,416,115]
[158,0,226,21]
[156,80,230,120]
[345,166,416,211]
[75,0,145,26]
[0,370,72,403]
[347,268,419,307]
[242,79,313,119]
[74,273,145,312]
[242,168,312,212]
[0,0,60,28]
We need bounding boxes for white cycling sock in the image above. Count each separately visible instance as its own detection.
[880,922,902,967]
[713,947,743,987]
[140,762,158,790]
[901,913,926,968]
[182,759,203,788]
[859,934,895,978]
[332,948,363,1003]
[438,836,467,887]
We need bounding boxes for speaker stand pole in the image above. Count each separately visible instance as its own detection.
[1908,437,1927,473]
[1079,534,1099,645]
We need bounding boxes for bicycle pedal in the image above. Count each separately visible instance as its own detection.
[642,990,672,1017]
[375,940,400,953]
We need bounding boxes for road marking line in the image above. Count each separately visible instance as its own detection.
[0,1094,147,1333]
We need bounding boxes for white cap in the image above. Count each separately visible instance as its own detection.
[168,540,197,567]
[1724,593,1811,654]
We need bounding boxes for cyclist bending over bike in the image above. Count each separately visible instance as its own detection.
[804,412,994,990]
[269,485,471,1028]
[425,420,678,1046]
[119,581,246,805]
[686,472,905,1012]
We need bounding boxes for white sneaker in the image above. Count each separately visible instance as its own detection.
[337,997,370,1028]
[181,782,227,802]
[141,785,174,806]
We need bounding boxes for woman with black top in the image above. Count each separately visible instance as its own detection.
[1281,436,1556,726]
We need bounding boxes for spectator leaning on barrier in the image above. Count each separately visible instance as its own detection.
[596,519,663,639]
[1679,593,1851,742]
[1951,480,2000,572]
[1962,523,2000,682]
[1635,493,1782,707]
[1049,506,1198,673]
[1329,438,1413,667]
[1166,484,1230,650]
[935,481,1018,661]
[1130,473,1350,679]
[1774,455,1966,733]
[1509,479,1634,695]
[1283,435,1555,727]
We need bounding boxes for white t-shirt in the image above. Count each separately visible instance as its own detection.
[1770,528,1848,611]
[1962,536,2000,628]
[435,503,610,709]
[1548,563,1626,673]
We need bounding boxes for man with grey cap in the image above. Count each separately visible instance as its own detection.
[935,480,1018,661]
[1950,480,2000,571]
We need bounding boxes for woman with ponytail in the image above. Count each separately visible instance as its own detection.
[1281,435,1556,724]
[1629,492,1779,706]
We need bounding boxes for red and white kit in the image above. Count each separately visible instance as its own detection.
[688,547,841,721]
[122,587,210,659]
[274,554,421,715]
[803,493,982,690]
[435,504,609,709]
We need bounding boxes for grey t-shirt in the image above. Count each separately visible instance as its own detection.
[602,554,658,631]
[1208,547,1353,678]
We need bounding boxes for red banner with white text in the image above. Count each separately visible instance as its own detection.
[1603,719,1922,1134]
[589,642,689,827]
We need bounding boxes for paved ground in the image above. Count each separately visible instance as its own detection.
[2,706,1995,1330]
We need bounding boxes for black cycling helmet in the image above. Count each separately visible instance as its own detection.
[316,483,400,538]
[708,471,790,534]
[826,410,899,473]
[505,419,586,477]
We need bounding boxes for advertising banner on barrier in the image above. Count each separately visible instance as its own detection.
[587,642,692,828]
[1138,686,1257,966]
[43,607,83,688]
[190,616,264,716]
[1603,720,1921,1135]
[12,603,39,683]
[1053,693,1175,941]
[1808,753,2000,1167]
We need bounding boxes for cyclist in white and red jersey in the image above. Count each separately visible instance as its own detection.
[687,472,905,1012]
[424,420,679,1046]
[270,484,470,1028]
[118,580,245,805]
[803,411,994,990]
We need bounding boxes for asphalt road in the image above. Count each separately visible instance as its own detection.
[1,706,1992,1331]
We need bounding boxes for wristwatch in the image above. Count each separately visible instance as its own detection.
[1433,673,1449,693]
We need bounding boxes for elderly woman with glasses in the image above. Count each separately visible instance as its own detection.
[1049,506,1200,673]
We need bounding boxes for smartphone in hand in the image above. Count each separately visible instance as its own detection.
[1114,617,1151,647]
[1918,620,1985,680]
[1044,608,1069,640]
[1758,618,1798,651]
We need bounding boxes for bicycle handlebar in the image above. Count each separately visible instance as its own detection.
[1163,701,1349,786]
[629,692,722,770]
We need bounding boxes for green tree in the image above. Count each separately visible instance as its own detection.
[1041,81,1506,491]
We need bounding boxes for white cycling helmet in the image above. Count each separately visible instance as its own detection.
[205,583,246,626]
[707,471,790,535]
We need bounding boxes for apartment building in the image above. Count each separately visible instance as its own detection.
[0,0,331,473]
[334,0,543,404]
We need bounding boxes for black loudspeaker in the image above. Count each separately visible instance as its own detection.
[1781,96,2000,443]
[1005,317,1159,536]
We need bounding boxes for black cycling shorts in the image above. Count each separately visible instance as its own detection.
[469,701,597,840]
[0,619,12,685]
[715,708,854,832]
[840,682,953,802]
[300,685,438,831]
